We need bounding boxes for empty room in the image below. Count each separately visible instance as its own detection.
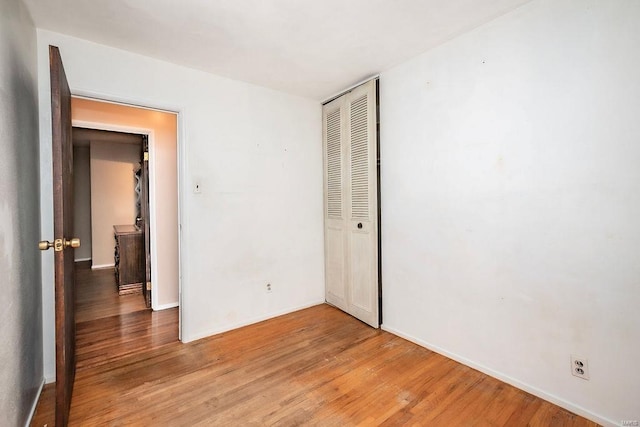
[1,0,639,426]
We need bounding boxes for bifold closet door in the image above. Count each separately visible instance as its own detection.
[323,80,378,328]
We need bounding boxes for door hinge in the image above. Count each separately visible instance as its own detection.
[54,238,64,252]
[143,151,149,161]
[146,281,152,291]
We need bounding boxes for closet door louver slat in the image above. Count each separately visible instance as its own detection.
[350,94,369,221]
[326,109,342,219]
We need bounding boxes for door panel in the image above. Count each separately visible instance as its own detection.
[50,45,76,427]
[349,230,372,312]
[325,225,346,307]
[323,98,348,311]
[346,81,378,327]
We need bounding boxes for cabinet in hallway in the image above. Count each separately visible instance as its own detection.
[113,224,145,295]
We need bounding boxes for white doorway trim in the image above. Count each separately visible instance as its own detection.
[72,119,159,302]
[71,92,184,341]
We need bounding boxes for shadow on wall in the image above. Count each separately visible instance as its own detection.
[0,22,43,427]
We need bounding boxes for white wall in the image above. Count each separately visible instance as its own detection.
[90,140,140,267]
[73,145,92,261]
[380,0,640,425]
[37,30,325,380]
[0,0,43,424]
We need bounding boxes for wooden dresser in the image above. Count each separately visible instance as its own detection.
[113,225,145,295]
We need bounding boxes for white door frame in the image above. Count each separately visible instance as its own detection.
[71,92,185,340]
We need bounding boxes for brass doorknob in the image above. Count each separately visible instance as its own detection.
[38,238,80,251]
[65,238,81,248]
[38,240,54,251]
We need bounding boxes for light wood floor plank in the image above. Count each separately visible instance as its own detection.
[30,264,599,426]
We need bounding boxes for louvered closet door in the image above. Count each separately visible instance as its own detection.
[323,96,348,311]
[345,81,378,327]
[323,80,378,328]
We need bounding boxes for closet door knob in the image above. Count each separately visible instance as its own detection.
[357,223,363,229]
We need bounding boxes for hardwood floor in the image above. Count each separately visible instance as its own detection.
[31,264,598,426]
[75,261,148,323]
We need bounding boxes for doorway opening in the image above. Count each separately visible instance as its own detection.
[72,127,152,317]
[70,96,181,346]
[71,96,180,312]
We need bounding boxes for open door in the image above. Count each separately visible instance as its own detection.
[141,136,152,308]
[40,45,79,427]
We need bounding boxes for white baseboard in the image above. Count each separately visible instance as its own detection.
[154,302,179,311]
[183,299,325,343]
[381,325,616,427]
[25,378,45,427]
[74,257,91,262]
[91,263,114,270]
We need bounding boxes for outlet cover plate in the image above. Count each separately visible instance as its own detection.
[570,355,589,380]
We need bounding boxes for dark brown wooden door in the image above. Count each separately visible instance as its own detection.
[50,45,76,427]
[141,136,152,308]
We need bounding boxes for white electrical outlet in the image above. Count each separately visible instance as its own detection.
[571,355,589,380]
[266,283,272,293]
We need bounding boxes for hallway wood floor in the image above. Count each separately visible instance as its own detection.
[31,264,598,426]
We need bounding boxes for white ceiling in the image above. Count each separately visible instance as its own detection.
[23,0,531,100]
